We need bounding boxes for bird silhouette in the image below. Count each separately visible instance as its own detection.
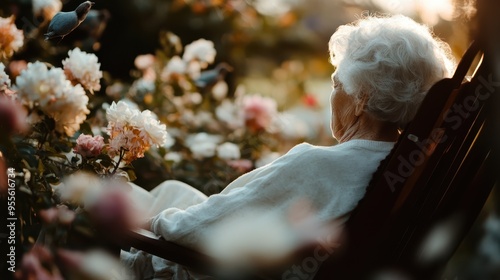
[195,62,234,89]
[44,1,95,41]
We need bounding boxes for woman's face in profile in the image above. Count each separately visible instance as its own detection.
[330,76,358,140]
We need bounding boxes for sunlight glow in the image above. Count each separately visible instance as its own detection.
[371,0,416,15]
[370,0,456,26]
[417,0,455,25]
[252,0,299,16]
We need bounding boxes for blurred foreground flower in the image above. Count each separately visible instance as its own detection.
[0,153,6,196]
[73,134,105,158]
[87,185,139,235]
[203,205,343,269]
[15,61,90,136]
[39,205,76,226]
[0,16,24,59]
[57,249,132,280]
[106,100,168,163]
[54,172,141,231]
[15,245,63,280]
[1,63,23,124]
[63,47,102,93]
[0,95,28,135]
[53,171,103,206]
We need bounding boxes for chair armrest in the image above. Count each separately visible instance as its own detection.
[118,228,216,275]
[117,229,276,279]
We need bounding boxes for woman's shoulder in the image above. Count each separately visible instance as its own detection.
[289,139,394,155]
[284,140,394,168]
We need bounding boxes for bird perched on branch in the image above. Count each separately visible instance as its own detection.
[44,1,95,41]
[195,62,234,89]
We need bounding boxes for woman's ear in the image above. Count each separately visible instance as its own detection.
[354,93,368,117]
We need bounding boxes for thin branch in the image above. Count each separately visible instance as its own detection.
[111,147,126,175]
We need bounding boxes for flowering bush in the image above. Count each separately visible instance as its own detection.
[0,1,327,278]
[0,29,168,276]
[120,30,323,193]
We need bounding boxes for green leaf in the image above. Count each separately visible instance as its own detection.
[71,156,80,164]
[37,159,45,174]
[53,141,72,153]
[18,144,38,167]
[44,174,59,184]
[125,168,137,182]
[95,154,112,168]
[45,117,56,131]
[45,162,60,175]
[78,122,94,136]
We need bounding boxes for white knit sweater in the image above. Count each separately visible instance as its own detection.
[149,140,393,264]
[122,140,394,279]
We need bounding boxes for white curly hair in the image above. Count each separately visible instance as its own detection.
[329,14,456,127]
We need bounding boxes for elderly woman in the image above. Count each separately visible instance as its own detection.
[122,14,455,279]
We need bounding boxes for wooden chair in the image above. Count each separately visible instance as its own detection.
[315,40,497,279]
[112,38,499,280]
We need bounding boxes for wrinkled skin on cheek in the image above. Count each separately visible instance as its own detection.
[330,87,357,140]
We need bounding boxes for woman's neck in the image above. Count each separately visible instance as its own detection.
[338,114,399,143]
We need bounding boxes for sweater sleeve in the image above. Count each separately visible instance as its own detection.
[149,144,313,255]
[148,142,387,261]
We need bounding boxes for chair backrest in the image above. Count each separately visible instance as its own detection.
[314,41,498,279]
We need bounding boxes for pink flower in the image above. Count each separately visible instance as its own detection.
[39,205,76,225]
[0,95,28,135]
[87,186,138,236]
[242,95,278,132]
[73,134,104,158]
[56,249,128,279]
